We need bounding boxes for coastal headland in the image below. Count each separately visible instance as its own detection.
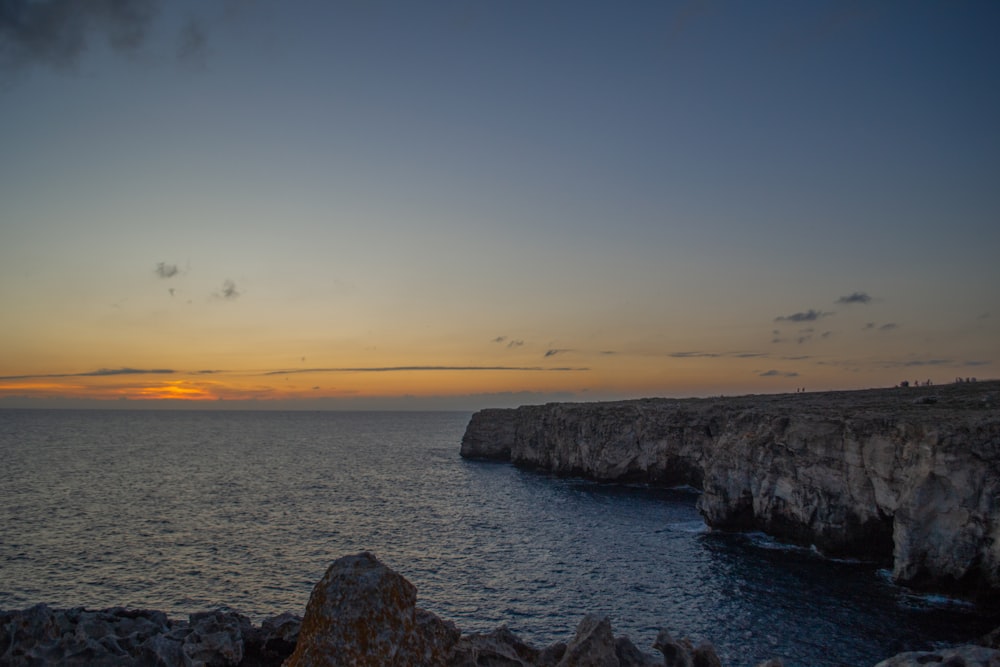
[461,380,1000,600]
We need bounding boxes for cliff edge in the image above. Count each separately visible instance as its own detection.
[460,381,1000,598]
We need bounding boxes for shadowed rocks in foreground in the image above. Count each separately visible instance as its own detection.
[5,552,998,666]
[460,381,1000,600]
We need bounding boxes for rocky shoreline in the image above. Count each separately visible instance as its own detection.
[4,552,999,667]
[460,381,1000,600]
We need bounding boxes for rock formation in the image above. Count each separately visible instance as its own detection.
[460,382,1000,599]
[3,552,998,666]
[0,603,300,666]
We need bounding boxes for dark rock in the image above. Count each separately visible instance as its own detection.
[538,641,568,666]
[979,626,1000,649]
[557,614,619,666]
[653,628,693,667]
[691,642,723,667]
[451,625,540,666]
[614,635,660,666]
[243,612,301,667]
[184,609,251,665]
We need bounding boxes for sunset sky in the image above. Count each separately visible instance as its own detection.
[1,1,997,410]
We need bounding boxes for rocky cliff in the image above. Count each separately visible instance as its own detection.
[460,382,1000,598]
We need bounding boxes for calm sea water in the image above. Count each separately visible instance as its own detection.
[0,409,994,666]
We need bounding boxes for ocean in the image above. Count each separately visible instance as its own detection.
[0,409,993,666]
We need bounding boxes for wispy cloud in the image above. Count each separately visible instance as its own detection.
[155,262,179,279]
[669,351,720,359]
[879,323,898,331]
[492,336,524,348]
[775,309,831,323]
[759,370,800,378]
[544,349,572,358]
[900,359,951,367]
[0,367,175,381]
[261,366,589,376]
[836,292,872,305]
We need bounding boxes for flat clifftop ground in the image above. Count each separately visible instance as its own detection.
[547,379,999,418]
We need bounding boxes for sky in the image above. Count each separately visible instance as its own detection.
[1,0,998,410]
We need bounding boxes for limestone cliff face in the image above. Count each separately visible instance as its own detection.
[460,383,1000,598]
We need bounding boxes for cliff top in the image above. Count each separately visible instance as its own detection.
[520,379,1000,421]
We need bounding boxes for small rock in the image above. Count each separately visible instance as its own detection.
[557,614,620,667]
[692,641,723,667]
[451,624,540,666]
[653,628,693,667]
[614,634,660,666]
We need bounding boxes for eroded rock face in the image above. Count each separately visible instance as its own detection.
[460,382,1000,597]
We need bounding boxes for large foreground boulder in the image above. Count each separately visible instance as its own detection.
[283,551,460,666]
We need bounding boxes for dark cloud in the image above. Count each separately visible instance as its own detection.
[775,309,831,323]
[836,292,872,305]
[759,370,800,378]
[821,331,832,339]
[733,352,768,358]
[176,17,205,66]
[879,323,898,331]
[217,279,240,300]
[965,360,991,367]
[669,351,720,358]
[544,349,571,357]
[155,262,178,278]
[492,336,524,348]
[0,367,174,380]
[0,0,158,70]
[261,366,589,376]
